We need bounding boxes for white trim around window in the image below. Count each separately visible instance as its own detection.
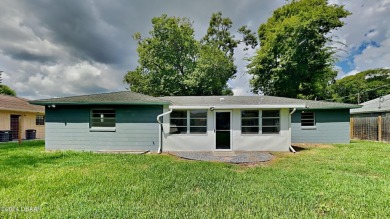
[90,109,116,132]
[301,111,316,129]
[241,109,280,135]
[170,110,208,135]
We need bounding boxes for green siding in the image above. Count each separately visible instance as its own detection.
[45,105,163,151]
[291,109,350,143]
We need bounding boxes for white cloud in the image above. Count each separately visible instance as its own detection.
[353,38,390,71]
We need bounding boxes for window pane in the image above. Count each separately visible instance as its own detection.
[301,112,315,126]
[242,118,259,126]
[171,119,187,126]
[242,127,259,134]
[190,110,207,118]
[263,110,279,117]
[91,109,115,128]
[262,118,280,126]
[262,127,279,134]
[171,111,187,118]
[190,118,207,126]
[36,115,45,125]
[301,121,315,126]
[190,127,207,134]
[242,110,258,118]
[170,127,187,134]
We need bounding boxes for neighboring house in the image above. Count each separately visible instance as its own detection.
[30,91,359,152]
[0,94,45,140]
[350,94,390,142]
[350,94,390,116]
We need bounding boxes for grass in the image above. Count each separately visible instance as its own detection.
[0,140,389,218]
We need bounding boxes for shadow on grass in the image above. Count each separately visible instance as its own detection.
[290,145,308,152]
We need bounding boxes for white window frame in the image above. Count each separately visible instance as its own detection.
[169,110,188,134]
[170,110,208,135]
[261,110,280,134]
[240,110,280,135]
[241,110,260,134]
[189,110,207,134]
[301,111,316,129]
[90,109,116,132]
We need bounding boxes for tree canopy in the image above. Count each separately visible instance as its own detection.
[0,85,16,96]
[331,68,390,104]
[124,13,239,96]
[247,0,350,99]
[0,72,16,96]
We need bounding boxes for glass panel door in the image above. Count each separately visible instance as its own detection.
[215,111,231,150]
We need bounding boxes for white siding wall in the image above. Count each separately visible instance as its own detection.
[162,107,291,152]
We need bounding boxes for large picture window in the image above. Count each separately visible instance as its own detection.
[90,109,116,128]
[262,110,280,134]
[241,110,259,134]
[301,112,315,127]
[170,110,207,134]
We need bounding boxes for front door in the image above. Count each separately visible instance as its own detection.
[215,111,231,150]
[10,115,20,140]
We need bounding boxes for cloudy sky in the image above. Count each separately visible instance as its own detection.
[0,0,389,99]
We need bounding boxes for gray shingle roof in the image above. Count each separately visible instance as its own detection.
[159,95,360,109]
[350,94,390,114]
[30,91,170,105]
[29,91,360,109]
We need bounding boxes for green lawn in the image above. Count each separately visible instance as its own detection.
[0,140,389,218]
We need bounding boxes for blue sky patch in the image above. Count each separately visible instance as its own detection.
[336,40,381,74]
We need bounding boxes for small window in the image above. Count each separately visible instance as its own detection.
[190,110,207,134]
[301,112,315,126]
[262,110,280,134]
[36,115,45,125]
[170,110,187,134]
[91,109,116,128]
[241,110,259,134]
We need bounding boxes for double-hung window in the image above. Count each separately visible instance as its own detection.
[90,109,116,131]
[241,110,259,134]
[170,110,207,134]
[262,110,280,134]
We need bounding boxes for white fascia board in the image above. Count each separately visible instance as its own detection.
[169,104,306,109]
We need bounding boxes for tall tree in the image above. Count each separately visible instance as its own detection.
[331,68,390,104]
[124,13,239,96]
[125,15,198,96]
[247,0,350,99]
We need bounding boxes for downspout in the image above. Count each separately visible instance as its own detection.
[157,109,173,154]
[289,108,297,153]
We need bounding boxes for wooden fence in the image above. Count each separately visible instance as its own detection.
[350,114,390,142]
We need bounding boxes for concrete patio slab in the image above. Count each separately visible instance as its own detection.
[169,151,273,164]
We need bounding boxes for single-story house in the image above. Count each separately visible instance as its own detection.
[30,91,359,152]
[0,94,45,140]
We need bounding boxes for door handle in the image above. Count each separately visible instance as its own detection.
[214,129,215,133]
